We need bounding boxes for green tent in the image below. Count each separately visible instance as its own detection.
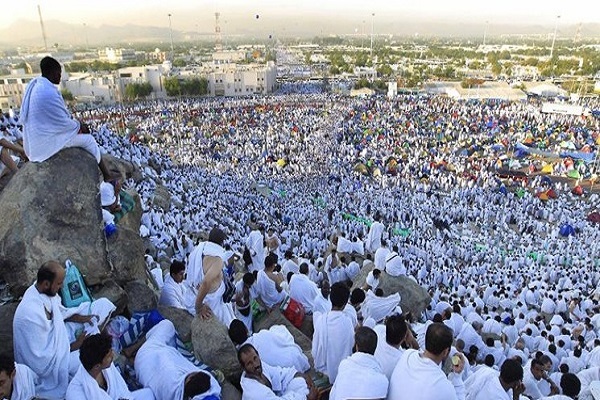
[567,170,581,179]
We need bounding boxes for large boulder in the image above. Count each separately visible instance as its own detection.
[191,316,241,381]
[124,280,157,313]
[116,190,142,234]
[0,148,111,296]
[106,226,146,284]
[101,154,142,182]
[352,264,430,319]
[152,185,171,210]
[0,302,18,358]
[92,279,128,315]
[157,305,194,342]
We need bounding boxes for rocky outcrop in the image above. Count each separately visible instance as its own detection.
[124,280,157,313]
[101,154,142,182]
[0,148,111,296]
[191,316,241,381]
[152,184,171,210]
[0,303,18,358]
[158,305,194,342]
[352,264,430,319]
[92,279,128,315]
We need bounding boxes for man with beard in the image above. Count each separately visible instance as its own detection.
[13,261,115,400]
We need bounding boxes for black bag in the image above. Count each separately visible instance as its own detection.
[243,246,253,267]
[222,274,236,303]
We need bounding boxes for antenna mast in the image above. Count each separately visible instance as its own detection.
[37,4,48,51]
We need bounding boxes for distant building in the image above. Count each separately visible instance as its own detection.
[208,62,276,96]
[63,72,120,104]
[424,81,527,101]
[0,73,36,109]
[98,48,137,63]
[387,81,398,97]
[145,49,168,63]
[117,65,167,98]
[212,51,246,64]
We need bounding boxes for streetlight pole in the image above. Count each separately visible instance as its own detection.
[370,13,375,61]
[83,23,89,52]
[550,15,560,59]
[483,20,489,47]
[168,13,175,61]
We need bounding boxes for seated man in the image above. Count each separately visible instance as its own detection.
[0,130,26,176]
[159,260,187,309]
[234,272,256,334]
[134,320,221,400]
[330,327,389,400]
[20,56,110,179]
[66,334,154,400]
[13,260,115,399]
[228,319,310,373]
[238,343,317,400]
[0,353,38,400]
[254,254,286,311]
[289,263,319,314]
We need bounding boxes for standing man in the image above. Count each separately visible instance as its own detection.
[19,56,110,179]
[388,323,465,400]
[245,224,266,273]
[194,227,236,327]
[366,214,385,253]
[311,282,354,383]
[13,261,115,400]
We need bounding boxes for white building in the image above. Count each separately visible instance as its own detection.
[62,73,120,104]
[117,65,167,99]
[208,62,276,96]
[0,73,36,109]
[98,48,137,63]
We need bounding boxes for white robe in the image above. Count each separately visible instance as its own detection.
[159,274,187,310]
[362,290,401,323]
[289,274,319,314]
[13,285,74,400]
[246,230,266,272]
[330,352,389,400]
[10,364,38,400]
[387,349,464,400]
[464,367,506,400]
[240,362,308,400]
[20,76,80,162]
[246,325,310,373]
[66,363,155,400]
[366,222,385,253]
[373,325,404,380]
[311,310,354,382]
[256,270,286,309]
[134,320,221,400]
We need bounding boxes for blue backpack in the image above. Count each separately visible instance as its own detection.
[60,259,93,308]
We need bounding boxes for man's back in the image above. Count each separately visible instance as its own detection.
[312,310,354,383]
[330,352,389,400]
[388,349,458,400]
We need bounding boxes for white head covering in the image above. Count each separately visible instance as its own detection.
[100,182,116,206]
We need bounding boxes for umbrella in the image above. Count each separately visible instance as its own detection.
[567,170,581,179]
[588,212,600,224]
[572,185,584,196]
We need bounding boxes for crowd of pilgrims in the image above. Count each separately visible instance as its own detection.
[52,86,600,399]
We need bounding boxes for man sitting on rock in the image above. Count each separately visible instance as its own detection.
[228,319,310,373]
[238,343,317,400]
[134,319,221,400]
[0,353,38,400]
[19,56,111,180]
[12,260,116,400]
[159,260,187,309]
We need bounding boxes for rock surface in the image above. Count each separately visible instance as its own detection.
[0,148,111,296]
[92,279,128,315]
[191,316,241,381]
[152,184,171,210]
[124,280,157,314]
[0,303,18,358]
[157,305,194,342]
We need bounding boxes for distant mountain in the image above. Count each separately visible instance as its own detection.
[2,18,600,49]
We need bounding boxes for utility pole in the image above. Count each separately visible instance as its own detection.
[550,15,560,59]
[370,13,375,60]
[37,5,48,51]
[168,13,175,61]
[483,20,489,46]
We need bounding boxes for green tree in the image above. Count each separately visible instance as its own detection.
[181,78,209,96]
[164,76,182,96]
[61,89,74,101]
[491,62,502,75]
[377,63,393,77]
[124,82,153,100]
[173,59,187,67]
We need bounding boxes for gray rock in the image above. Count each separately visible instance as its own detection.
[124,280,157,313]
[0,148,111,296]
[0,303,18,358]
[220,380,242,400]
[352,265,431,319]
[116,190,142,234]
[92,279,128,315]
[191,316,241,381]
[101,154,141,182]
[157,305,193,342]
[152,185,171,210]
[106,227,147,285]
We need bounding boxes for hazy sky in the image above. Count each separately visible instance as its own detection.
[3,0,592,31]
